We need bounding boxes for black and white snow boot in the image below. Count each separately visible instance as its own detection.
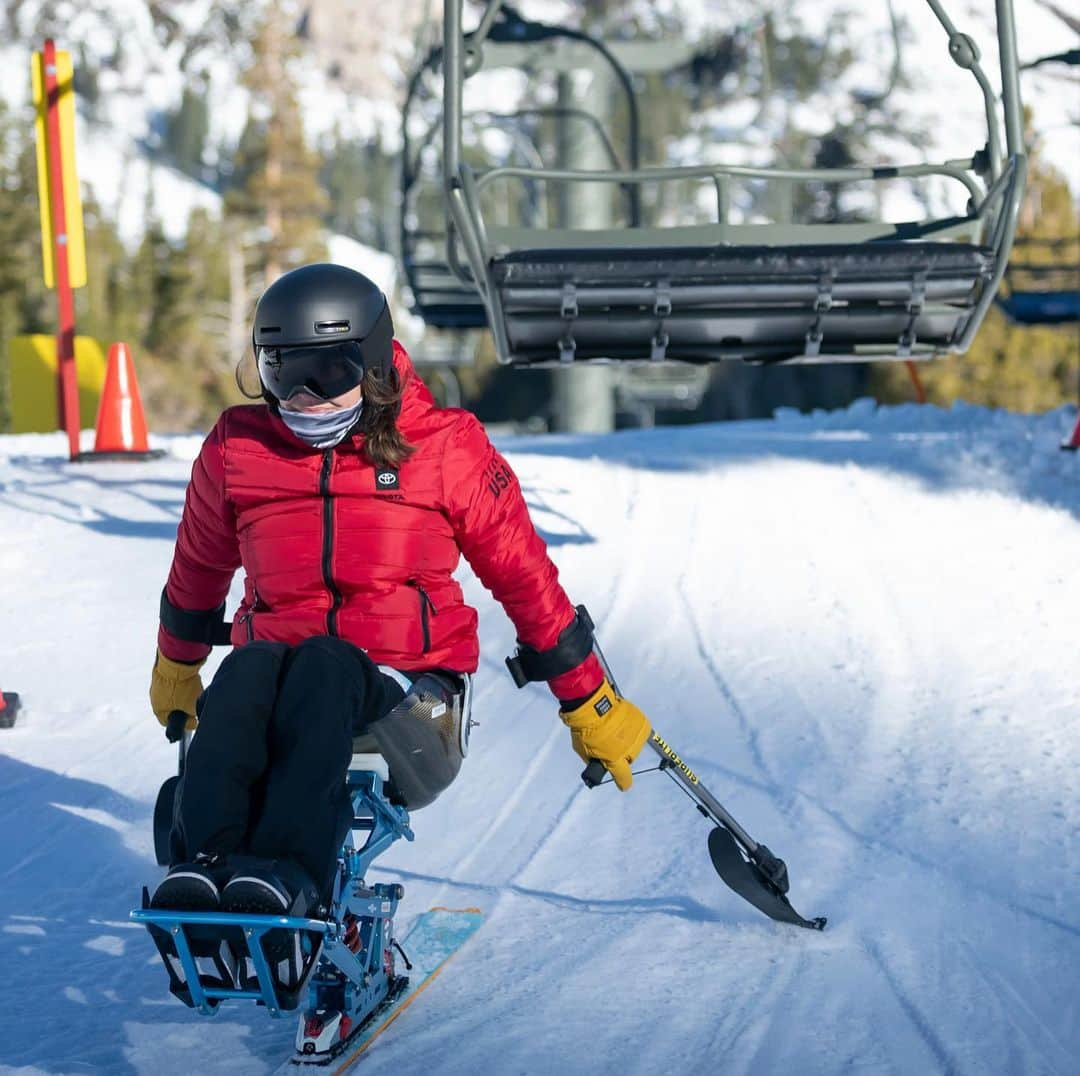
[220,858,320,917]
[147,855,237,1001]
[150,855,227,910]
[221,859,321,995]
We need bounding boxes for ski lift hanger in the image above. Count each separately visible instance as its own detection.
[440,0,1027,367]
[400,8,644,332]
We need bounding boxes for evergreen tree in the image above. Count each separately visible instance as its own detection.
[164,80,211,179]
[119,203,242,429]
[77,191,135,347]
[0,102,53,431]
[142,222,194,360]
[126,190,160,343]
[321,133,368,237]
[72,44,101,118]
[322,132,396,250]
[224,0,327,290]
[183,206,234,369]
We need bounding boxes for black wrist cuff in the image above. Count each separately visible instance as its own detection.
[160,588,232,646]
[506,605,595,688]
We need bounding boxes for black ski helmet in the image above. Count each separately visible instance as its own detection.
[252,263,394,382]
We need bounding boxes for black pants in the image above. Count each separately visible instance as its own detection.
[170,637,406,898]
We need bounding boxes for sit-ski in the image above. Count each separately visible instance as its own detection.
[132,739,482,1067]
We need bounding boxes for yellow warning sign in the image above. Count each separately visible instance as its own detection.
[32,48,87,289]
[8,335,106,433]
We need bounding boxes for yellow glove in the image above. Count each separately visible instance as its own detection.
[560,679,651,791]
[150,648,206,730]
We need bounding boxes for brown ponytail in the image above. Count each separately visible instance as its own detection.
[360,364,414,470]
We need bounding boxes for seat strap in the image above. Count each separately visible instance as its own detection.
[804,270,835,358]
[651,281,672,362]
[899,268,929,357]
[558,283,578,364]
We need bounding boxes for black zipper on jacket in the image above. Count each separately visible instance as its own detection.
[320,449,342,636]
[409,580,436,652]
[239,584,263,643]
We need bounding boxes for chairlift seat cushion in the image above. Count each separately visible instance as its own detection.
[489,241,995,364]
[492,241,994,287]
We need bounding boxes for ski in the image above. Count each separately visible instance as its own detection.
[281,906,484,1073]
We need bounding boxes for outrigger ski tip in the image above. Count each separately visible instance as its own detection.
[582,708,828,931]
[707,826,826,931]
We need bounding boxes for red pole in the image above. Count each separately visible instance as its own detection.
[904,360,927,404]
[42,39,81,461]
[1061,411,1080,451]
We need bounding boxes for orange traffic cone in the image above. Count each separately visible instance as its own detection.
[0,689,19,729]
[82,342,164,460]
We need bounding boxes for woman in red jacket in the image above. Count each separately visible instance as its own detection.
[148,263,651,924]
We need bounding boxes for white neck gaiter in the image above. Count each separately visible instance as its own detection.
[279,400,364,449]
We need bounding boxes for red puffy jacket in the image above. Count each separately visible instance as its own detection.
[159,341,602,701]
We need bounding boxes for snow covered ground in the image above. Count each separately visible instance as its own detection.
[1,399,1078,1074]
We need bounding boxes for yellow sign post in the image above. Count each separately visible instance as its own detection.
[31,40,86,459]
[31,47,87,289]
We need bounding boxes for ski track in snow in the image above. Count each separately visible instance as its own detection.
[953,939,1076,1075]
[864,937,960,1074]
[676,555,783,797]
[1,405,1079,1075]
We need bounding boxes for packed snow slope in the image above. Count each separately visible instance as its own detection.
[1,400,1078,1075]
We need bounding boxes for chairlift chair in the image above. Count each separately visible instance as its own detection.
[996,48,1080,328]
[440,0,1028,368]
[996,237,1080,325]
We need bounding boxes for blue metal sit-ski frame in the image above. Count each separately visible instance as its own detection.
[132,763,414,1019]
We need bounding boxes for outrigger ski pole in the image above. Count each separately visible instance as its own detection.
[581,644,827,932]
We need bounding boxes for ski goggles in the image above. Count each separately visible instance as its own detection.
[256,340,367,402]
